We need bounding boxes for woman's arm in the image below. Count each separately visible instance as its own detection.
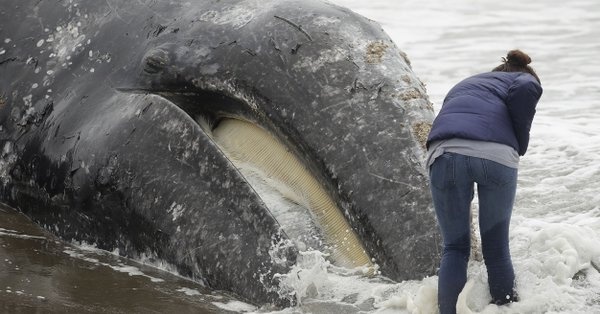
[506,74,543,155]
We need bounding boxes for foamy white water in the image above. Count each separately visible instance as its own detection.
[256,0,600,313]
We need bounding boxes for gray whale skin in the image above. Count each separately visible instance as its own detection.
[0,0,440,306]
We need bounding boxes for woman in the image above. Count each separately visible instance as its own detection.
[426,50,542,313]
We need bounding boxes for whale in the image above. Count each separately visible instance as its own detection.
[0,0,440,306]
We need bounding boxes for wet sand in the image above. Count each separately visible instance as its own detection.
[0,203,239,314]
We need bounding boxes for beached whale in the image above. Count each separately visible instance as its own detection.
[0,0,440,305]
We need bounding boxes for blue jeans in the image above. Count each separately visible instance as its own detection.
[429,153,518,314]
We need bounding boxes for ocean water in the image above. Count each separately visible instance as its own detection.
[2,0,600,313]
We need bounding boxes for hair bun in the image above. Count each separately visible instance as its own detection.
[506,50,532,67]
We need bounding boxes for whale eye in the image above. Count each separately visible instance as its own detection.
[209,118,375,273]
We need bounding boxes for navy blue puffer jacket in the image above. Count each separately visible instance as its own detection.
[426,72,543,156]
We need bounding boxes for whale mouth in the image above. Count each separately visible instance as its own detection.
[205,117,375,273]
[147,88,379,273]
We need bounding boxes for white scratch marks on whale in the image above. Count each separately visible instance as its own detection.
[168,202,185,221]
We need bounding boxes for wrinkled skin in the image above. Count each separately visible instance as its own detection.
[0,0,440,305]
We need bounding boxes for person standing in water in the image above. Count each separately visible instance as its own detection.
[426,50,543,313]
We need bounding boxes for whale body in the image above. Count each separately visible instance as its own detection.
[0,0,440,305]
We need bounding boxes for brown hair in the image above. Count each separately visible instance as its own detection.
[492,49,541,84]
